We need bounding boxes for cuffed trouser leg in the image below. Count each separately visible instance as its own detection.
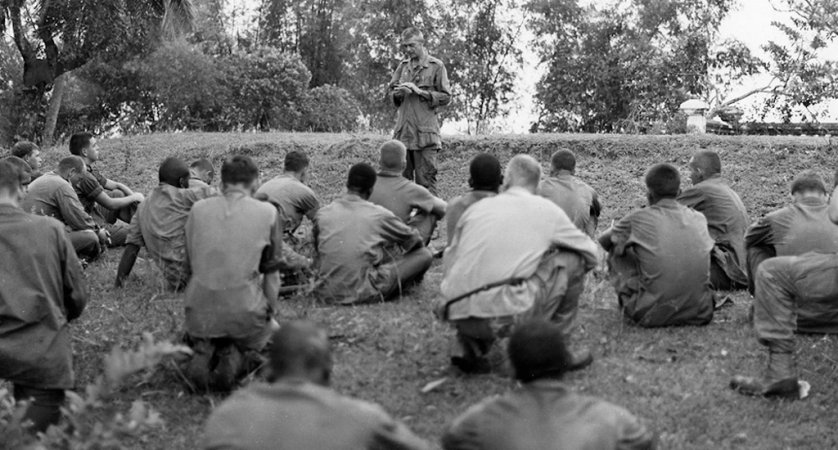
[67,229,101,260]
[13,384,65,434]
[404,149,438,194]
[407,212,437,245]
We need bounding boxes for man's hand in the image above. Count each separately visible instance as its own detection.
[399,82,426,97]
[394,84,412,96]
[97,228,111,247]
[129,192,145,203]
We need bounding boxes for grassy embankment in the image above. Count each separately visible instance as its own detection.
[34,132,838,448]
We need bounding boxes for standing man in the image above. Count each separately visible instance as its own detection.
[388,27,451,194]
[0,160,88,433]
[10,141,43,181]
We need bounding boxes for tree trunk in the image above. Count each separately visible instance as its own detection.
[42,73,68,145]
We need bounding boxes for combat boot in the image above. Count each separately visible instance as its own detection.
[730,349,799,399]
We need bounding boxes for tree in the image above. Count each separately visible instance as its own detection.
[0,0,194,143]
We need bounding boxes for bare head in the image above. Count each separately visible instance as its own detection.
[220,155,260,193]
[645,163,681,205]
[379,140,407,172]
[69,132,99,163]
[550,148,576,175]
[160,157,191,189]
[57,156,86,184]
[791,170,827,202]
[400,27,426,60]
[284,150,310,182]
[190,158,215,185]
[469,153,502,192]
[688,149,721,185]
[3,156,32,189]
[0,159,27,206]
[346,162,377,199]
[11,141,41,172]
[508,320,573,383]
[267,321,332,386]
[504,154,541,193]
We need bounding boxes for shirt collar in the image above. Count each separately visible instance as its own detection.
[504,186,534,197]
[524,379,571,393]
[0,203,22,213]
[797,196,827,207]
[654,198,680,208]
[341,192,365,202]
[697,174,723,186]
[411,53,430,68]
[222,185,252,198]
[378,170,403,178]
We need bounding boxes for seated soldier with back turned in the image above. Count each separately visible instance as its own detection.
[599,163,715,327]
[0,160,88,434]
[315,163,433,305]
[369,140,446,245]
[442,320,656,450]
[10,140,43,181]
[678,149,749,290]
[202,321,429,450]
[114,157,216,291]
[255,150,320,276]
[446,153,501,247]
[538,148,601,237]
[744,170,838,294]
[23,156,108,261]
[441,155,598,374]
[69,132,144,247]
[731,175,838,399]
[189,158,215,189]
[182,155,283,391]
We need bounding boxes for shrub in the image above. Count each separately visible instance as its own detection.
[299,84,362,132]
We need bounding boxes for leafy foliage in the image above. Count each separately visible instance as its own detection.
[300,84,363,132]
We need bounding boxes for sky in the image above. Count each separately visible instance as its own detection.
[224,0,837,133]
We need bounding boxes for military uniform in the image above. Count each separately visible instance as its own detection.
[388,54,451,194]
[72,163,136,246]
[445,190,496,246]
[538,172,601,237]
[369,170,440,244]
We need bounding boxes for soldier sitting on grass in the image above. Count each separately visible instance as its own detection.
[188,158,215,189]
[202,321,429,450]
[599,163,716,327]
[445,153,501,247]
[538,148,601,238]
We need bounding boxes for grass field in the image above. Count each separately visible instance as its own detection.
[27,132,838,449]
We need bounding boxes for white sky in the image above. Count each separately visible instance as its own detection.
[224,0,838,133]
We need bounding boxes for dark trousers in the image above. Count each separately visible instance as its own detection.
[403,149,438,195]
[68,229,102,260]
[407,212,437,246]
[93,190,136,247]
[13,384,65,434]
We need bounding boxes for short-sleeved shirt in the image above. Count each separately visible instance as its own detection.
[184,188,283,340]
[368,171,437,222]
[126,184,216,290]
[0,204,88,389]
[677,176,749,280]
[746,197,838,257]
[609,199,715,327]
[442,187,599,320]
[202,379,429,450]
[72,164,107,215]
[538,173,600,237]
[255,175,320,232]
[446,190,496,246]
[314,193,422,304]
[442,380,654,450]
[22,171,97,232]
[389,54,451,151]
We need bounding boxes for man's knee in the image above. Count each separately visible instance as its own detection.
[69,230,102,260]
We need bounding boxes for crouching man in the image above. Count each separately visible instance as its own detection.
[440,155,598,374]
[182,155,283,391]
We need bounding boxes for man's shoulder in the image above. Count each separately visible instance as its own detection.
[426,55,446,67]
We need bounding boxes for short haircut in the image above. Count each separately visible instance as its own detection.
[11,141,38,159]
[3,156,31,185]
[69,132,94,156]
[790,170,827,195]
[505,154,541,188]
[691,150,722,175]
[469,153,502,191]
[220,155,259,185]
[159,157,190,187]
[508,320,573,383]
[551,148,576,172]
[267,321,332,381]
[645,163,681,198]
[0,159,25,192]
[401,27,424,42]
[190,158,214,174]
[346,162,377,192]
[379,140,406,171]
[57,155,85,174]
[284,150,310,173]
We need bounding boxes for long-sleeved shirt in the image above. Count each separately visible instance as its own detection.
[388,54,451,151]
[442,380,655,450]
[0,204,88,389]
[745,197,838,257]
[442,187,598,320]
[184,188,283,340]
[607,199,715,327]
[445,190,496,246]
[255,175,320,232]
[203,379,429,450]
[314,193,422,304]
[22,171,97,232]
[538,172,601,237]
[369,170,438,222]
[126,184,216,290]
[677,176,749,284]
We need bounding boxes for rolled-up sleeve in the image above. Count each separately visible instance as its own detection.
[430,63,451,108]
